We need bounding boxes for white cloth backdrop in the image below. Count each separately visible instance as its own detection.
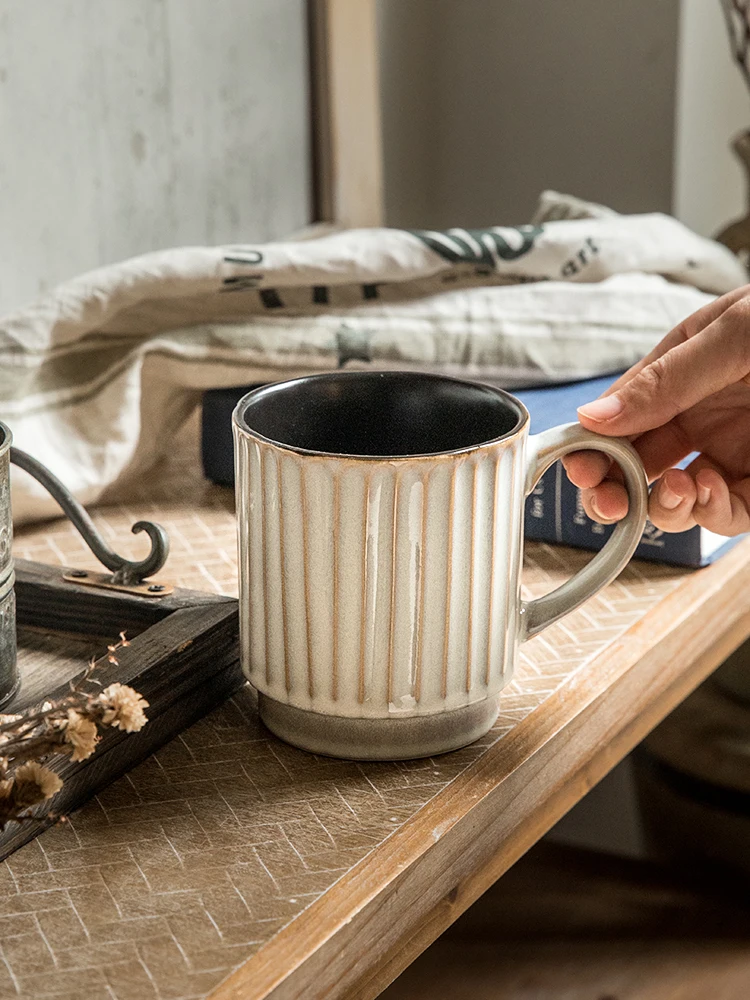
[1,191,745,523]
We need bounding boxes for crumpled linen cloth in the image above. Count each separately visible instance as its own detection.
[2,190,745,524]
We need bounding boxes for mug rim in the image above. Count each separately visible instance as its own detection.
[232,370,530,461]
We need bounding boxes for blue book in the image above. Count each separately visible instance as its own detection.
[515,376,743,568]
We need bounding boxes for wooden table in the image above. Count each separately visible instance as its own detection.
[7,417,750,1000]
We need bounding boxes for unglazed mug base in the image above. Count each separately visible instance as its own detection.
[257,692,500,760]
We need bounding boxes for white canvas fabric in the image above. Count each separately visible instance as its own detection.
[1,191,745,523]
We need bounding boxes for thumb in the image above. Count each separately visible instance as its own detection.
[576,303,750,436]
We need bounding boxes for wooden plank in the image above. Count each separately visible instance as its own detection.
[15,626,120,710]
[14,557,233,635]
[311,0,384,227]
[210,538,750,1000]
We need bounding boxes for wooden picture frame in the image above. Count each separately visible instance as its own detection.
[2,559,243,861]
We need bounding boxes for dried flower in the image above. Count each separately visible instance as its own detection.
[96,684,149,733]
[0,762,63,827]
[13,762,63,804]
[62,710,99,762]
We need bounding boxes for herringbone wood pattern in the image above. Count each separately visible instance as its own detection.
[3,415,684,999]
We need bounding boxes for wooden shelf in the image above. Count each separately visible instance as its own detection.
[8,416,750,1000]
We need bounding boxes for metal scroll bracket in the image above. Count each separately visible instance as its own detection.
[10,447,172,596]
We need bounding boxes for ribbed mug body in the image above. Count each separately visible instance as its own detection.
[234,418,527,757]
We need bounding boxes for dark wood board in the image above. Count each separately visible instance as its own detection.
[0,558,243,860]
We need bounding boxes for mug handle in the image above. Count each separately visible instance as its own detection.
[521,422,649,640]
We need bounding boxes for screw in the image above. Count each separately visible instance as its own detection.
[69,570,88,578]
[148,584,165,593]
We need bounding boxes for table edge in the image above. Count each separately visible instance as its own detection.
[210,539,750,1000]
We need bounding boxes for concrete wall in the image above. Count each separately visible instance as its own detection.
[379,0,681,228]
[0,0,312,314]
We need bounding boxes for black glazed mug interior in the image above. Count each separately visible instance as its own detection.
[236,371,526,458]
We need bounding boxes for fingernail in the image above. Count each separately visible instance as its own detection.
[697,483,711,506]
[659,481,683,510]
[577,394,624,423]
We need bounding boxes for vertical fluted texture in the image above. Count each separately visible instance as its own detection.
[235,432,525,718]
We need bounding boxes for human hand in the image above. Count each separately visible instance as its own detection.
[563,285,750,536]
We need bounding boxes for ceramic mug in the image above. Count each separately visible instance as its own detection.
[233,371,648,760]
